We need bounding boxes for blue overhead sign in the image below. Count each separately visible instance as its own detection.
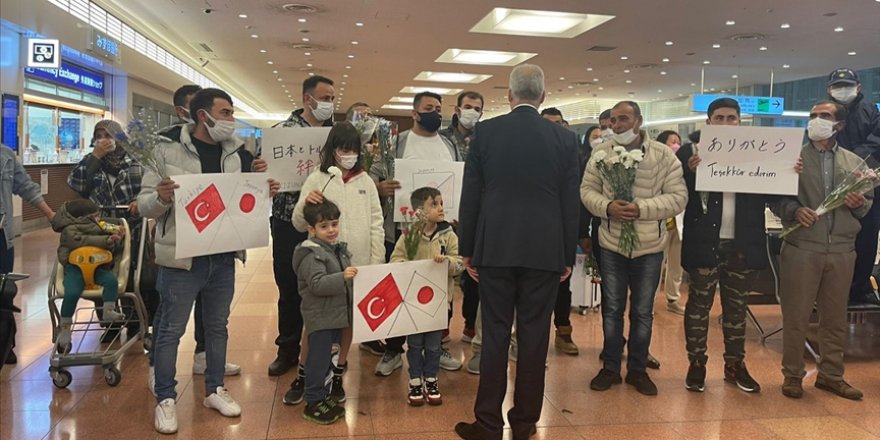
[24,61,105,96]
[692,94,785,115]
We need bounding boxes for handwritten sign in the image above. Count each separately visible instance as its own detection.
[261,127,331,192]
[173,173,271,259]
[393,159,464,222]
[695,125,804,195]
[352,260,448,343]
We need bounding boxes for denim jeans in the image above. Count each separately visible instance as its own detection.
[407,330,442,379]
[149,293,205,366]
[304,328,340,405]
[598,248,663,374]
[60,264,118,317]
[153,253,235,401]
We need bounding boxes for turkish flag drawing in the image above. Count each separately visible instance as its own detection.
[402,269,448,319]
[185,183,226,233]
[357,273,403,331]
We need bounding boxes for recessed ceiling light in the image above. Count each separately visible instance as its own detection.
[277,78,282,82]
[712,43,721,48]
[339,93,344,96]
[657,89,663,93]
[623,69,630,73]
[267,61,274,64]
[731,74,739,79]
[703,60,711,64]
[304,52,312,56]
[400,86,464,95]
[665,41,673,46]
[660,71,667,75]
[355,22,364,27]
[341,81,347,85]
[710,87,716,91]
[343,74,349,78]
[783,64,790,68]
[260,49,267,53]
[586,67,593,71]
[559,76,565,80]
[620,56,628,60]
[238,14,248,19]
[345,65,352,69]
[598,86,604,90]
[625,80,632,84]
[759,46,768,51]
[382,104,413,110]
[725,20,736,25]
[414,71,493,83]
[347,55,355,58]
[662,58,670,62]
[834,26,844,32]
[340,88,345,91]
[690,83,696,86]
[302,37,310,42]
[469,8,615,38]
[848,51,857,56]
[306,63,313,67]
[780,23,791,29]
[308,72,315,76]
[272,70,278,73]
[436,48,537,66]
[351,41,359,45]
[250,34,259,38]
[298,18,307,23]
[592,78,599,82]
[567,85,573,89]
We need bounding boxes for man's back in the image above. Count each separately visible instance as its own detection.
[459,105,580,273]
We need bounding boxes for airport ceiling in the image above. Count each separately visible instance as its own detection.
[95,0,880,121]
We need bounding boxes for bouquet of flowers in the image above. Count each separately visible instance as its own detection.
[780,160,880,238]
[351,112,379,170]
[109,108,167,178]
[399,206,425,260]
[590,146,645,257]
[376,119,398,179]
[583,252,601,284]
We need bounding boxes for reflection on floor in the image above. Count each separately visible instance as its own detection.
[2,227,879,440]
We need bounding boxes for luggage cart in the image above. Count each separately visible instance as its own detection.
[47,211,151,388]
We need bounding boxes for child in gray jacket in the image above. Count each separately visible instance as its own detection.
[288,200,357,425]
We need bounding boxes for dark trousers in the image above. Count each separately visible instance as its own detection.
[272,217,309,361]
[0,231,13,273]
[474,266,558,439]
[850,191,880,301]
[461,273,480,329]
[304,328,341,404]
[554,277,572,327]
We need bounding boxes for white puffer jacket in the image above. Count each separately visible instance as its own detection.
[138,123,248,270]
[292,167,385,266]
[581,135,688,258]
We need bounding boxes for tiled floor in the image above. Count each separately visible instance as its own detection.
[2,227,879,440]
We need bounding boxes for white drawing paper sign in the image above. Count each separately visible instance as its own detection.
[393,159,464,222]
[352,259,448,344]
[695,125,804,195]
[173,173,271,259]
[261,127,331,192]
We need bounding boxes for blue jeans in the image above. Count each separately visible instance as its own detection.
[598,248,663,374]
[153,253,235,401]
[406,330,442,379]
[304,328,340,405]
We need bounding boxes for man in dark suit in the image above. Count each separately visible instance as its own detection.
[454,64,580,440]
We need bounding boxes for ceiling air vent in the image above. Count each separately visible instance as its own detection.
[586,45,616,52]
[571,81,594,87]
[727,33,765,41]
[288,43,331,51]
[492,85,508,89]
[280,3,320,14]
[626,63,659,70]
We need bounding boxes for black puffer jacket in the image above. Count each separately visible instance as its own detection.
[835,93,880,166]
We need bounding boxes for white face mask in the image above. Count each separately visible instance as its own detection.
[458,108,481,130]
[613,128,639,146]
[830,86,858,104]
[807,118,838,141]
[202,111,236,142]
[589,137,604,148]
[601,128,614,141]
[310,96,334,121]
[337,153,358,169]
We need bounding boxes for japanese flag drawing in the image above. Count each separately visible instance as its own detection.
[174,173,271,259]
[352,259,448,343]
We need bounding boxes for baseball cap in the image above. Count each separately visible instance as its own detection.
[827,68,860,86]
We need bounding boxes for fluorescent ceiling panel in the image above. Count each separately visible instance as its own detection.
[400,86,463,95]
[382,104,414,110]
[389,96,415,103]
[470,8,615,38]
[435,49,537,66]
[414,71,493,84]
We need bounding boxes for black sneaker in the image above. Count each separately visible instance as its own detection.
[283,375,305,405]
[302,397,345,425]
[625,371,658,396]
[425,377,442,405]
[590,368,622,391]
[724,361,761,393]
[646,353,661,370]
[329,365,346,403]
[268,355,297,376]
[408,379,425,406]
[685,362,706,392]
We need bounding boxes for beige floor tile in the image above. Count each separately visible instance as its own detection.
[574,422,682,440]
[757,415,877,440]
[671,420,783,440]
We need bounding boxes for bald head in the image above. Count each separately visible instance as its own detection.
[509,64,545,104]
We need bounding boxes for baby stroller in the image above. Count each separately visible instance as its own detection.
[47,214,150,388]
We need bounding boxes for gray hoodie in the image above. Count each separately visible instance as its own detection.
[292,238,353,335]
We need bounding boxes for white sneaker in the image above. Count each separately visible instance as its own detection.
[154,398,177,434]
[192,352,242,376]
[204,387,241,417]
[439,349,462,371]
[148,366,156,397]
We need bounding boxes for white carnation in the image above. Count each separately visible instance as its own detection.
[629,150,645,162]
[592,150,608,162]
[613,146,627,155]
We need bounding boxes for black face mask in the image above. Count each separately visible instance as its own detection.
[417,111,442,132]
